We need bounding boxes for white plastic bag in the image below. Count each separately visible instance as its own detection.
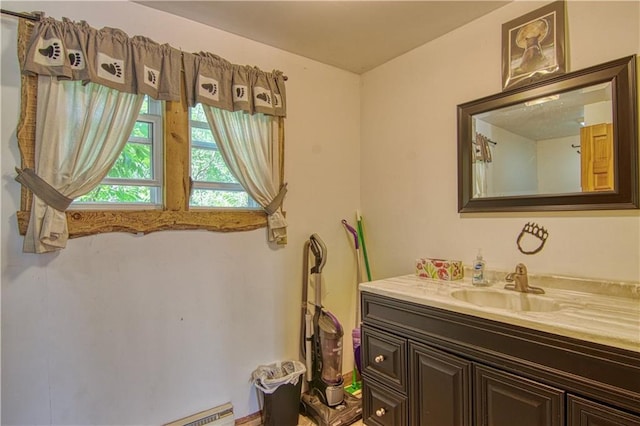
[251,360,306,394]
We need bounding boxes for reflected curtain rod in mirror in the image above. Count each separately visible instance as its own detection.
[458,55,638,213]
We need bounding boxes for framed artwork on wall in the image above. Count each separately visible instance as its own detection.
[502,1,567,91]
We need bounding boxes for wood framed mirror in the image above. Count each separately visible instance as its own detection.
[457,55,638,212]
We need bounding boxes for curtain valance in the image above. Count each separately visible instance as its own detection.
[21,16,287,116]
[183,52,286,117]
[22,17,183,101]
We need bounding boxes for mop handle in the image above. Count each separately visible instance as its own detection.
[341,219,359,249]
[342,219,363,286]
[357,212,372,282]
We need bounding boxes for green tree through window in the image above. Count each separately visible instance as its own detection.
[189,104,257,208]
[74,96,162,207]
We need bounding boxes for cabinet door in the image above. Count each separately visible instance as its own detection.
[363,376,408,426]
[568,395,640,426]
[409,342,471,426]
[474,364,565,426]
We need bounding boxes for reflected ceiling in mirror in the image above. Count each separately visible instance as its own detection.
[472,81,613,198]
[458,55,638,212]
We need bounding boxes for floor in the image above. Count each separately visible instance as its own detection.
[239,387,365,425]
[297,388,364,425]
[297,415,364,426]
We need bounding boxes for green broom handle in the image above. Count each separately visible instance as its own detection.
[357,213,372,282]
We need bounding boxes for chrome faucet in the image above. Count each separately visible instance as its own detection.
[504,263,545,294]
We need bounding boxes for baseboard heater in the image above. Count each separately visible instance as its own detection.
[164,402,235,426]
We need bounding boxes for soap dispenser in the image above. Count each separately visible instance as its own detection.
[472,249,487,286]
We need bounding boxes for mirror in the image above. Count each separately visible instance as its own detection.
[458,55,638,212]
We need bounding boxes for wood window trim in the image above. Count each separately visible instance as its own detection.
[15,19,285,238]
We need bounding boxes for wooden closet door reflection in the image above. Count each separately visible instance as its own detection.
[581,123,614,192]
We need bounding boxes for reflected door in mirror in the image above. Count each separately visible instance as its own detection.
[581,123,613,192]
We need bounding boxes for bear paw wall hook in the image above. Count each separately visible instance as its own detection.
[517,222,549,255]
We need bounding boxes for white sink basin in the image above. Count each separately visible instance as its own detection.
[451,288,561,312]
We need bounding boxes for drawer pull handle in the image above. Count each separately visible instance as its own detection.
[376,408,387,417]
[374,355,385,363]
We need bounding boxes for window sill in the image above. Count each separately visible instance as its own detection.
[16,209,267,238]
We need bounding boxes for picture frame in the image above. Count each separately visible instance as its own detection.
[502,1,567,91]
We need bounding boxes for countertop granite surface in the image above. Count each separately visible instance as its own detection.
[359,272,640,353]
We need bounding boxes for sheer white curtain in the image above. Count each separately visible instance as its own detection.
[473,162,489,198]
[203,107,287,244]
[472,133,493,198]
[22,76,143,253]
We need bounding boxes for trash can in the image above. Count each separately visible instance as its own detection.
[251,360,306,426]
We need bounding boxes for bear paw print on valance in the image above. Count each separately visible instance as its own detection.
[21,16,287,116]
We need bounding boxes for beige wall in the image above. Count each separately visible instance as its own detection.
[2,1,639,425]
[1,1,360,424]
[361,1,640,283]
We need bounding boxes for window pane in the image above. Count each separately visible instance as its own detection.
[76,184,153,203]
[107,143,152,179]
[191,126,215,144]
[131,121,151,139]
[189,103,258,209]
[190,189,249,208]
[191,147,238,183]
[139,96,149,114]
[73,96,162,208]
[190,104,207,122]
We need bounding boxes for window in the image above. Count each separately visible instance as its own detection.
[74,96,163,209]
[15,20,284,239]
[189,104,258,209]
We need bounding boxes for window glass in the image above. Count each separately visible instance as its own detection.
[74,96,163,208]
[189,104,258,209]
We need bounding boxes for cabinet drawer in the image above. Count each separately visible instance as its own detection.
[362,324,407,393]
[568,394,640,426]
[363,376,408,426]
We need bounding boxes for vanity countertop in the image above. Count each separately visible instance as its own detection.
[360,274,640,353]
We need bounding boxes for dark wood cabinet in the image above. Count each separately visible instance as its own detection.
[363,376,408,426]
[410,342,471,426]
[360,291,640,426]
[362,326,407,393]
[567,395,640,426]
[474,364,564,426]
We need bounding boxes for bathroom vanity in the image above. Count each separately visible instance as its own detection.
[359,274,640,426]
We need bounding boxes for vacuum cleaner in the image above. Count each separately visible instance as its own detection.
[300,234,362,426]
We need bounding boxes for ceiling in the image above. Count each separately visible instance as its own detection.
[477,83,613,141]
[136,1,511,74]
